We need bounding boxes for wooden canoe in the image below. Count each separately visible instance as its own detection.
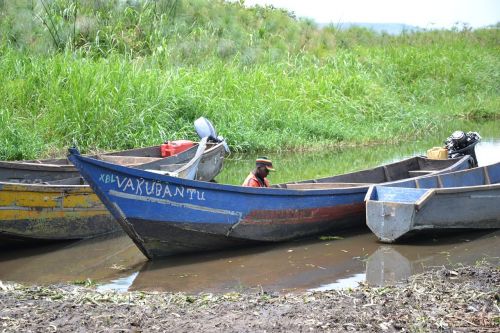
[0,177,115,243]
[0,141,226,183]
[0,140,226,243]
[68,149,473,259]
[365,162,500,243]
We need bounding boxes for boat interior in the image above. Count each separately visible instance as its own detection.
[10,142,221,167]
[389,162,500,190]
[274,156,468,190]
[366,163,500,204]
[42,177,87,185]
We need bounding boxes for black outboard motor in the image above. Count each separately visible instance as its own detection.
[444,131,481,167]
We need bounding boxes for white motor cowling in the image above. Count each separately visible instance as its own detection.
[194,117,230,153]
[194,117,217,140]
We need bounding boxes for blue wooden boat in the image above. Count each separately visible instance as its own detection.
[67,150,473,259]
[365,162,500,243]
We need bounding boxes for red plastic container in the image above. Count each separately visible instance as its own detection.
[160,140,195,157]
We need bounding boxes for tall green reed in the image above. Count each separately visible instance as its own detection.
[0,1,498,159]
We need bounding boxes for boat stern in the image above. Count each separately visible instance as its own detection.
[366,200,416,243]
[365,186,423,242]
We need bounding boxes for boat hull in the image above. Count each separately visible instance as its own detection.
[0,182,118,243]
[115,202,367,257]
[94,177,368,258]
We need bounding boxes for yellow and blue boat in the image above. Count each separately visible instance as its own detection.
[0,177,114,243]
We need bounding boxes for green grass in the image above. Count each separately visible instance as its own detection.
[0,1,498,159]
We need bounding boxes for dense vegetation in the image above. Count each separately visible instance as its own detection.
[0,0,499,159]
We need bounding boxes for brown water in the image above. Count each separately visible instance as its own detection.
[0,122,499,292]
[0,229,497,293]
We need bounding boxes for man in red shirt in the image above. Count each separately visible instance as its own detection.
[242,157,275,187]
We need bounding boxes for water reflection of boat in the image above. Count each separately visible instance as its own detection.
[1,229,497,293]
[69,148,473,259]
[130,232,382,293]
[366,162,500,243]
[365,230,500,286]
[0,232,144,284]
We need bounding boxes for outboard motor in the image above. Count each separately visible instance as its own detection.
[194,117,230,153]
[445,131,481,167]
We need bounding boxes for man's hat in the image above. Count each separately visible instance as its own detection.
[256,157,275,171]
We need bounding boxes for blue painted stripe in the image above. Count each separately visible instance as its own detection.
[372,186,429,203]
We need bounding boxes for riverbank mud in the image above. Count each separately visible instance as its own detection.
[1,263,498,332]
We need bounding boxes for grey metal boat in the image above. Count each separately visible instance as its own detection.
[365,162,500,243]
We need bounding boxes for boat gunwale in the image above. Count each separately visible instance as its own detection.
[0,182,93,192]
[0,141,224,171]
[0,142,227,190]
[366,162,500,210]
[69,153,472,197]
[415,182,500,209]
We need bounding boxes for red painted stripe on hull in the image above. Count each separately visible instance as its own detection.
[240,203,365,225]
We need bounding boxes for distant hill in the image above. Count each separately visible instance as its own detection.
[319,22,421,35]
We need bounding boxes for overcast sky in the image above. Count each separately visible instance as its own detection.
[244,0,500,28]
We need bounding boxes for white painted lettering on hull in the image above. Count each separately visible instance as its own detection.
[98,173,206,201]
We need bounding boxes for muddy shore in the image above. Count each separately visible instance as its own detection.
[1,263,498,332]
